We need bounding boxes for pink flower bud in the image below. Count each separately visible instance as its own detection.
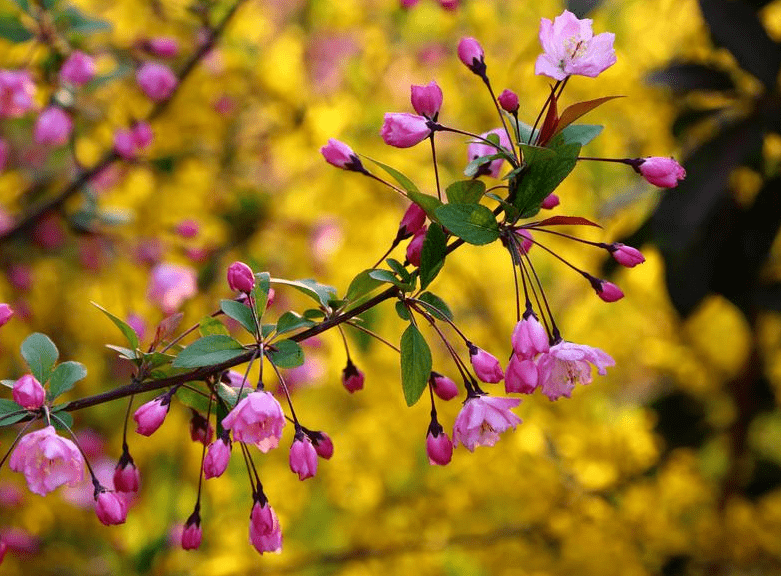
[132,122,153,148]
[60,51,95,86]
[515,228,533,255]
[342,360,364,393]
[113,129,136,160]
[410,81,443,119]
[203,433,231,479]
[457,37,485,75]
[380,112,432,148]
[34,107,72,146]
[181,511,202,550]
[541,193,560,209]
[0,303,13,327]
[610,243,645,267]
[406,225,427,267]
[309,431,333,460]
[176,219,199,238]
[133,396,170,436]
[426,427,453,466]
[320,138,364,171]
[398,203,427,239]
[289,433,318,480]
[439,0,458,9]
[497,89,519,113]
[468,344,504,383]
[136,62,177,101]
[12,374,45,410]
[637,156,686,188]
[511,314,549,359]
[595,280,624,302]
[95,491,128,525]
[250,499,282,554]
[227,261,255,293]
[189,410,214,445]
[113,454,140,493]
[505,354,538,394]
[148,37,179,58]
[431,372,458,400]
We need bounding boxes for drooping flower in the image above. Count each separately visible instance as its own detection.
[249,499,282,555]
[380,113,432,148]
[12,374,45,410]
[511,313,549,359]
[60,51,95,86]
[609,243,645,268]
[133,395,170,436]
[95,490,128,525]
[467,128,512,178]
[452,395,522,451]
[147,263,197,314]
[410,81,443,119]
[34,107,73,146]
[289,433,318,481]
[397,203,427,240]
[136,62,177,101]
[535,10,616,81]
[504,354,538,394]
[426,420,453,465]
[113,452,140,493]
[203,432,232,479]
[457,37,486,75]
[341,360,364,393]
[222,391,285,452]
[406,225,427,267]
[181,510,202,550]
[536,340,614,400]
[593,279,624,303]
[307,431,334,460]
[9,426,84,496]
[636,156,686,188]
[431,372,458,401]
[468,344,504,383]
[189,409,214,445]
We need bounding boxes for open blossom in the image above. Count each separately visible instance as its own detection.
[0,69,35,117]
[136,62,177,101]
[222,391,285,452]
[381,113,432,148]
[536,340,614,400]
[289,434,318,480]
[34,107,72,146]
[468,344,504,383]
[505,354,538,394]
[467,128,512,178]
[60,51,95,85]
[9,426,84,496]
[250,500,282,555]
[95,491,128,525]
[636,156,686,188]
[12,374,45,410]
[453,395,522,451]
[133,396,170,436]
[410,81,443,119]
[535,10,616,81]
[147,263,197,313]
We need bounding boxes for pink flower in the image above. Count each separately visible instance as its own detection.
[439,0,458,10]
[515,228,533,254]
[457,37,485,75]
[181,512,202,550]
[222,391,285,452]
[34,107,72,146]
[536,340,614,400]
[114,122,155,160]
[113,455,140,493]
[203,433,232,479]
[406,225,426,267]
[397,203,427,239]
[176,219,199,238]
[400,0,420,7]
[541,193,560,209]
[95,490,128,525]
[309,431,334,460]
[452,395,522,451]
[136,62,177,101]
[467,128,512,178]
[426,425,453,465]
[636,157,686,188]
[60,51,95,85]
[148,37,179,58]
[9,426,84,496]
[342,360,364,393]
[189,410,214,445]
[0,538,6,564]
[468,344,504,383]
[594,279,624,302]
[147,263,197,313]
[498,89,519,113]
[250,500,282,555]
[511,314,549,359]
[410,81,443,119]
[504,354,538,394]
[133,396,170,436]
[227,261,255,293]
[12,374,45,410]
[0,69,35,117]
[289,434,318,480]
[431,372,458,400]
[380,112,432,148]
[609,243,645,267]
[535,10,616,81]
[320,139,364,171]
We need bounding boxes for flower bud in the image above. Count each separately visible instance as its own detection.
[320,138,364,172]
[505,354,538,394]
[148,37,179,58]
[34,107,72,146]
[12,374,45,410]
[113,452,140,493]
[636,156,686,188]
[439,0,458,9]
[430,372,458,400]
[250,499,282,554]
[95,490,128,525]
[189,409,214,445]
[342,360,364,393]
[609,243,645,268]
[594,279,624,302]
[133,395,170,436]
[426,422,453,466]
[410,81,443,119]
[397,203,427,240]
[176,219,199,238]
[406,225,427,267]
[289,433,318,480]
[227,261,255,293]
[60,51,95,86]
[511,313,549,359]
[0,303,14,327]
[541,193,560,209]
[497,89,519,113]
[515,228,533,255]
[136,62,177,101]
[181,510,202,550]
[203,432,232,479]
[457,37,486,75]
[468,343,504,383]
[308,431,334,460]
[132,122,153,148]
[380,113,432,148]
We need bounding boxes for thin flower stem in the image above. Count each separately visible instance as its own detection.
[121,391,135,452]
[576,156,632,164]
[267,358,299,425]
[239,441,259,494]
[337,325,352,362]
[521,248,560,341]
[371,241,399,270]
[160,308,222,354]
[436,125,519,168]
[482,77,518,162]
[409,297,470,344]
[429,134,442,201]
[365,172,409,198]
[50,412,100,487]
[345,321,401,353]
[413,304,472,384]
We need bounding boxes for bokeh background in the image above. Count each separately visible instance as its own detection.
[2,0,781,574]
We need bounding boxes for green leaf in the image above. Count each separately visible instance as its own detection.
[386,258,410,281]
[253,272,271,319]
[445,180,486,204]
[303,308,326,320]
[21,333,59,383]
[0,14,33,42]
[140,352,175,369]
[276,311,315,335]
[554,124,603,147]
[56,6,111,34]
[266,339,304,368]
[511,119,539,145]
[434,203,500,245]
[175,385,211,413]
[270,277,336,309]
[420,223,447,290]
[172,335,246,368]
[395,301,411,321]
[199,316,230,337]
[400,324,432,407]
[52,411,73,431]
[221,299,256,334]
[216,381,250,411]
[47,361,87,402]
[364,157,419,194]
[0,399,26,426]
[10,0,30,13]
[345,269,385,302]
[91,302,139,350]
[519,143,556,161]
[511,142,580,217]
[407,190,443,223]
[417,292,453,321]
[464,153,505,178]
[368,269,414,291]
[106,344,139,360]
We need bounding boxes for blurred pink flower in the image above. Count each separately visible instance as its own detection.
[34,107,72,146]
[0,70,35,117]
[148,37,179,58]
[60,51,95,85]
[136,62,177,101]
[147,263,197,313]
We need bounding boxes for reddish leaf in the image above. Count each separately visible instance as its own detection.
[151,312,184,350]
[551,96,624,139]
[536,87,559,147]
[529,215,602,228]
